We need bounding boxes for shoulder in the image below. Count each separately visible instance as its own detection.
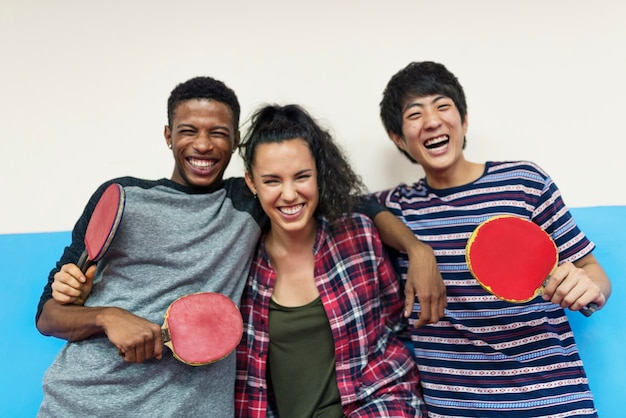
[320,215,384,262]
[223,177,248,194]
[481,161,554,192]
[86,177,175,201]
[485,160,550,179]
[324,213,378,242]
[349,212,375,229]
[223,177,256,204]
[105,176,164,188]
[372,179,429,203]
[224,177,268,226]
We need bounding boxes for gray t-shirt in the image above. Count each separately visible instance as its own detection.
[37,177,265,417]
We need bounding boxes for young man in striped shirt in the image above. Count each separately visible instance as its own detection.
[373,61,611,417]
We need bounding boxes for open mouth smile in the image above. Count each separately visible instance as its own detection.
[278,204,305,215]
[424,135,450,150]
[188,157,217,171]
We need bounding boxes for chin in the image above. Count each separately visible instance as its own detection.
[187,175,220,188]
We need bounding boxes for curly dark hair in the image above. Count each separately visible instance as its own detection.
[380,61,468,163]
[167,76,240,130]
[239,104,365,223]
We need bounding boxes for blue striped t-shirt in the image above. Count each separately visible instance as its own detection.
[374,161,597,417]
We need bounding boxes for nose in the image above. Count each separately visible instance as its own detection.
[423,110,441,130]
[194,131,215,152]
[281,182,298,201]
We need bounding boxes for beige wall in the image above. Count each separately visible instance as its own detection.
[1,0,625,234]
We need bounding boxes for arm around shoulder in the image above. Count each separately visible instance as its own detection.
[371,211,447,326]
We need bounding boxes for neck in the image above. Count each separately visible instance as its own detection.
[426,160,484,189]
[266,218,317,256]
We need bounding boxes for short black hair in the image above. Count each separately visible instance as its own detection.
[380,61,468,162]
[167,76,240,130]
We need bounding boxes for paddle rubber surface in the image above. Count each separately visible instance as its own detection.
[84,183,125,263]
[163,292,243,366]
[466,215,558,302]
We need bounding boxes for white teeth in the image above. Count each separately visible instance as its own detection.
[425,135,449,148]
[280,204,303,215]
[189,158,214,169]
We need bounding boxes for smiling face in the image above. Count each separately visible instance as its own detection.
[164,99,240,189]
[244,138,318,238]
[390,94,469,185]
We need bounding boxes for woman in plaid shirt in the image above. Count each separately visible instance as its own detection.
[235,104,427,417]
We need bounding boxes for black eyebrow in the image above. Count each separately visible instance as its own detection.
[403,95,449,113]
[260,168,313,179]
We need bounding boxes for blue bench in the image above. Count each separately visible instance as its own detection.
[2,206,623,417]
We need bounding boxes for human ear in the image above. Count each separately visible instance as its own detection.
[389,131,407,152]
[164,125,172,149]
[244,171,257,195]
[233,130,241,151]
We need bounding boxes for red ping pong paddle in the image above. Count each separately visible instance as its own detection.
[77,183,126,273]
[466,215,596,317]
[161,292,244,366]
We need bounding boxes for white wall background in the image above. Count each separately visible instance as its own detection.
[1,0,625,234]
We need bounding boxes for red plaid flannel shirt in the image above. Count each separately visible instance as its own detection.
[235,214,426,417]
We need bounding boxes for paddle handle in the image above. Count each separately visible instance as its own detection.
[580,303,597,317]
[161,325,175,356]
[76,250,93,273]
[162,326,171,343]
[542,276,597,317]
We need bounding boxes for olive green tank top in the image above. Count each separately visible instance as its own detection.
[268,296,344,417]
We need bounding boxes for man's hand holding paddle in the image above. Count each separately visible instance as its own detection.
[52,263,95,306]
[44,182,164,363]
[543,256,609,315]
[53,272,243,365]
[51,264,164,363]
[96,306,164,363]
[466,215,610,317]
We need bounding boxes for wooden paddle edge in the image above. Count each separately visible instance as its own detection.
[162,292,243,366]
[90,184,126,262]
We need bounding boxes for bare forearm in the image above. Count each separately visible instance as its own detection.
[373,211,423,253]
[36,299,109,342]
[372,210,446,324]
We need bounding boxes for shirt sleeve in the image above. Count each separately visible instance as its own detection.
[529,164,595,264]
[355,195,387,220]
[34,181,116,326]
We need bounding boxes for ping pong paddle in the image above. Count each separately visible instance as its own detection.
[466,215,596,317]
[161,292,244,366]
[76,183,126,273]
